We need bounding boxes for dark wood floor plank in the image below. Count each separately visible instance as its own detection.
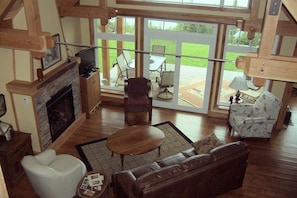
[6,96,297,197]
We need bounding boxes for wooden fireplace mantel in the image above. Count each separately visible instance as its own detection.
[6,57,80,96]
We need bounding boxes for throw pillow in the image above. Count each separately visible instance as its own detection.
[191,133,223,154]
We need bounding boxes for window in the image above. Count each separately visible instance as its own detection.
[117,0,250,9]
[148,19,215,34]
[217,25,261,106]
[94,17,135,90]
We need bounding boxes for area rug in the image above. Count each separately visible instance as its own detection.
[75,121,193,180]
[179,80,236,107]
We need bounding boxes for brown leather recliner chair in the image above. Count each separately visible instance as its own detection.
[124,77,152,125]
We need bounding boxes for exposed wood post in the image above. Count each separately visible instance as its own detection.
[135,17,144,77]
[117,17,124,56]
[258,0,281,59]
[101,24,110,80]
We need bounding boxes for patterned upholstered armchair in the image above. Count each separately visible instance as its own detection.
[228,91,282,140]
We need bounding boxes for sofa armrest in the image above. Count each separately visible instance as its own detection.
[112,171,136,198]
[230,104,253,116]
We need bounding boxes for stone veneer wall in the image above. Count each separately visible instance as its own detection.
[34,62,82,150]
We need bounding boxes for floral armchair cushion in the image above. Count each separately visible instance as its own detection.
[229,91,282,139]
[252,91,282,119]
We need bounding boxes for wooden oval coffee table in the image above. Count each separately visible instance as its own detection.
[106,125,165,168]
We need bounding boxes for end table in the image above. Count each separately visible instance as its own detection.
[77,171,109,198]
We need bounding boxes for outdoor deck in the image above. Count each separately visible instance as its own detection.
[100,63,260,107]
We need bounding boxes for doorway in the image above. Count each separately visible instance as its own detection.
[144,19,217,113]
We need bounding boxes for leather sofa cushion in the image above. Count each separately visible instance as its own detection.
[133,164,184,191]
[181,154,213,172]
[156,153,188,167]
[181,148,196,157]
[209,141,248,161]
[130,162,161,178]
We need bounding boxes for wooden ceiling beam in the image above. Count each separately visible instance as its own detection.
[236,0,297,83]
[236,19,297,37]
[56,0,79,6]
[236,54,297,83]
[282,0,297,22]
[23,0,42,34]
[0,0,14,20]
[0,19,12,29]
[58,5,116,25]
[0,29,53,52]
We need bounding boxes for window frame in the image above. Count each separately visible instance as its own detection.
[116,0,251,12]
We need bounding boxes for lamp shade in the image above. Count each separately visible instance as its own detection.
[229,76,249,91]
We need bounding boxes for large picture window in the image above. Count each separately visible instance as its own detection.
[117,0,250,9]
[217,25,262,107]
[95,17,136,90]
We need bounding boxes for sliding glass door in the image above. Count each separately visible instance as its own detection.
[144,19,217,113]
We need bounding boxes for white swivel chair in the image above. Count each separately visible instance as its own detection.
[21,149,87,198]
[228,91,282,140]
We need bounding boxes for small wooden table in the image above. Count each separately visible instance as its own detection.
[106,125,165,168]
[77,171,108,198]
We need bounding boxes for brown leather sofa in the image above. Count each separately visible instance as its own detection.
[112,141,249,198]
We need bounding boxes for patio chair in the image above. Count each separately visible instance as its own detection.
[152,45,166,71]
[115,54,134,85]
[122,50,135,68]
[156,71,175,100]
[124,77,152,125]
[228,91,282,140]
[152,45,166,56]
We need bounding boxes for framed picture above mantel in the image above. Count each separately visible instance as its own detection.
[41,34,61,70]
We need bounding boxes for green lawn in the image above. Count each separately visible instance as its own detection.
[97,39,243,72]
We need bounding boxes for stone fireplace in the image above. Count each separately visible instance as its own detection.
[7,59,83,152]
[34,62,82,150]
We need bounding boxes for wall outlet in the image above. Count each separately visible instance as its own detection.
[23,98,29,104]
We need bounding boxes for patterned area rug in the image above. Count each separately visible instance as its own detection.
[75,121,193,180]
[179,80,236,107]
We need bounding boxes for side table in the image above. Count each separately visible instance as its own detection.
[0,131,33,186]
[77,171,109,198]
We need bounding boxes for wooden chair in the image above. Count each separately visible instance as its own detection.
[124,78,152,125]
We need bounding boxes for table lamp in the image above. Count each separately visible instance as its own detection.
[229,76,249,103]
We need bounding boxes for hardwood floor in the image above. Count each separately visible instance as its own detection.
[7,96,297,198]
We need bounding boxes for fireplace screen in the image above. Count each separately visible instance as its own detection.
[46,85,75,142]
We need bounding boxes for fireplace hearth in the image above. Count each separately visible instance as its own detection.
[46,85,75,142]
